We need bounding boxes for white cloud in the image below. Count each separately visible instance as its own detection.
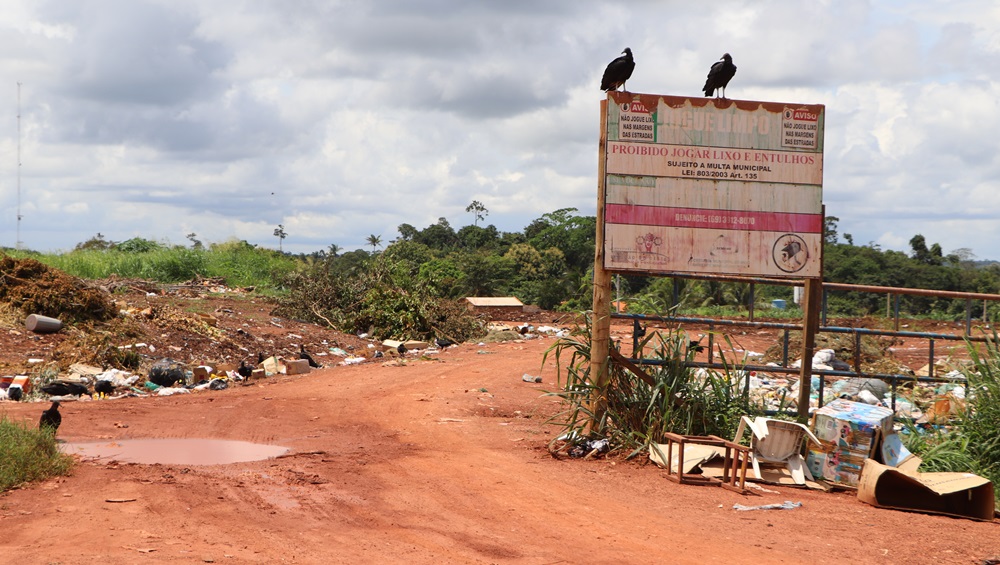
[0,0,998,263]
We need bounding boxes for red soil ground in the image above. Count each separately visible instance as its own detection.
[0,296,997,564]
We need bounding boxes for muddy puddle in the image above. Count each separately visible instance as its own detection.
[61,438,289,465]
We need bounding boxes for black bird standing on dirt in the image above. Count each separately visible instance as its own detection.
[435,337,455,349]
[299,345,321,368]
[94,379,115,395]
[703,53,737,99]
[39,401,61,433]
[397,343,407,355]
[237,361,253,379]
[601,47,635,92]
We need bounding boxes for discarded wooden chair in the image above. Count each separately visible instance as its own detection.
[658,432,750,494]
[734,416,820,485]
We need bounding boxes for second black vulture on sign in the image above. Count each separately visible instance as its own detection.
[703,53,737,99]
[600,48,635,92]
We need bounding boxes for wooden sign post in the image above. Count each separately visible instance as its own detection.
[797,277,823,424]
[590,99,613,426]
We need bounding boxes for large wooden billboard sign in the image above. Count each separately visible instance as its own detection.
[601,92,825,278]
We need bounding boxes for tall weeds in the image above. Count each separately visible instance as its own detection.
[0,417,74,492]
[544,315,761,458]
[6,242,295,290]
[899,330,1000,501]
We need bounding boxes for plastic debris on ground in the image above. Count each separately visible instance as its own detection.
[733,501,802,511]
[96,368,140,388]
[568,438,609,458]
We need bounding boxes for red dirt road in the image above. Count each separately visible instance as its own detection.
[1,332,998,564]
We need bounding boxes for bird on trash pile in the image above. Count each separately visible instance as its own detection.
[299,345,321,368]
[397,343,407,356]
[237,360,253,380]
[41,380,89,397]
[703,53,737,99]
[39,401,62,433]
[600,47,635,92]
[94,379,115,396]
[435,337,455,349]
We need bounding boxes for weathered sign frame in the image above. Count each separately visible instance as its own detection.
[592,92,827,423]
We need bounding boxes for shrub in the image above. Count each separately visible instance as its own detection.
[544,315,761,458]
[275,254,486,342]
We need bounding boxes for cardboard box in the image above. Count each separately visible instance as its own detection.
[858,459,995,521]
[877,431,919,469]
[261,356,283,375]
[807,445,868,487]
[284,359,311,375]
[11,375,31,394]
[807,399,894,487]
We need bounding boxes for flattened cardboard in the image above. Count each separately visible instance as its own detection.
[649,443,719,474]
[858,459,995,521]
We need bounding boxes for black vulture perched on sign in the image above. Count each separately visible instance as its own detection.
[703,53,737,99]
[600,48,635,92]
[39,401,61,433]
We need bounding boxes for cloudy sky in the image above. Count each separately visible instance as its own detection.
[1,0,999,260]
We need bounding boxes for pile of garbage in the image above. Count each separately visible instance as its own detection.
[723,347,969,424]
[0,355,293,402]
[0,322,576,403]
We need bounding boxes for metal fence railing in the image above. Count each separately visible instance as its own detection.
[612,280,1000,414]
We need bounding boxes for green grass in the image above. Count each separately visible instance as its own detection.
[0,417,74,492]
[5,241,296,291]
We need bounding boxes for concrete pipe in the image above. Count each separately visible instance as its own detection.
[25,314,63,333]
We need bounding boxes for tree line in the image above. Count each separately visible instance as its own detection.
[23,207,1000,321]
[295,210,1000,320]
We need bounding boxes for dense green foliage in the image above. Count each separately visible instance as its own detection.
[0,417,74,492]
[623,217,1000,320]
[4,213,999,320]
[274,252,486,342]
